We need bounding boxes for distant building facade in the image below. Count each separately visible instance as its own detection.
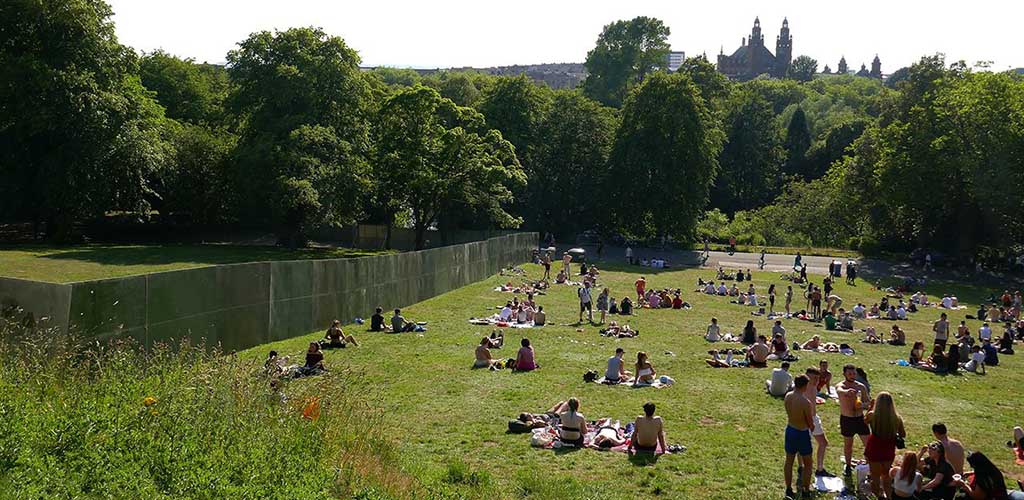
[666,51,686,72]
[716,17,792,80]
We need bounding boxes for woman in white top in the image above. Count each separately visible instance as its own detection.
[705,318,721,342]
[890,451,923,498]
[634,351,656,385]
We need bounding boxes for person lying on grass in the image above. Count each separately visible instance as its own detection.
[629,402,666,455]
[592,419,627,449]
[321,320,359,348]
[601,321,638,338]
[802,335,822,350]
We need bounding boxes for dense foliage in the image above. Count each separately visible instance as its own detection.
[2,1,1022,258]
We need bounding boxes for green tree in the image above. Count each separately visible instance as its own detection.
[711,90,786,214]
[676,55,732,115]
[375,86,526,249]
[606,73,723,240]
[788,55,818,82]
[582,17,671,107]
[782,107,811,178]
[139,50,231,126]
[525,91,617,234]
[157,122,236,225]
[803,118,868,179]
[476,75,550,157]
[226,27,371,245]
[0,0,169,241]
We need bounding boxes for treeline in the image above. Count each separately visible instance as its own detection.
[3,3,1022,257]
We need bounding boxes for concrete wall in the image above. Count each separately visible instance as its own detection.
[0,277,71,331]
[312,225,521,251]
[6,233,536,351]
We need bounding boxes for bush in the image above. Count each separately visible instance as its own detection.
[0,322,408,498]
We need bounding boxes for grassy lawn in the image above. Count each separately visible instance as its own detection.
[246,263,1023,499]
[0,244,391,283]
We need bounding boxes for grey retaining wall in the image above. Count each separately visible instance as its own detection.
[2,233,536,351]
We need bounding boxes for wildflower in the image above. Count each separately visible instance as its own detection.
[143,396,158,406]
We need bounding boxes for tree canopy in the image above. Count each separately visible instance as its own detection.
[582,16,671,107]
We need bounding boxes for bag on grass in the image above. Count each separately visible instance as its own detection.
[530,429,554,447]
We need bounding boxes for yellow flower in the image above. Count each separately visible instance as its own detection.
[143,396,158,407]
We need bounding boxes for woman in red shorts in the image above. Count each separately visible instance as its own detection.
[864,392,906,499]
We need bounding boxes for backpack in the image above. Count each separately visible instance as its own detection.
[583,370,598,383]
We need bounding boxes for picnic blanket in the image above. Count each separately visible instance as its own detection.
[531,426,674,454]
[594,376,672,388]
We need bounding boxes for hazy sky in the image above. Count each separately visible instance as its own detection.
[107,0,1022,72]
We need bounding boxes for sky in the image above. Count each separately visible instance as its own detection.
[107,0,1022,72]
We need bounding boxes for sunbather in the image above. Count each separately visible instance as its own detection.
[634,351,656,384]
[592,419,627,449]
[474,337,498,368]
[322,320,359,348]
[558,398,588,447]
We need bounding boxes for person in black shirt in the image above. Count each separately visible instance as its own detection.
[369,306,389,332]
[919,441,956,499]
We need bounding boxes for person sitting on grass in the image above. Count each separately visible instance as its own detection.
[499,302,514,322]
[370,306,390,332]
[890,451,923,499]
[604,348,631,383]
[863,326,882,344]
[704,281,716,294]
[705,317,722,342]
[963,345,986,374]
[634,351,656,385]
[672,293,683,309]
[946,344,961,374]
[608,297,619,315]
[629,402,667,455]
[771,333,788,357]
[917,345,948,373]
[890,325,907,346]
[557,398,587,447]
[619,296,634,316]
[982,339,999,366]
[601,320,638,338]
[748,336,770,368]
[909,342,926,365]
[487,330,504,348]
[955,451,1024,500]
[300,342,325,376]
[852,303,867,319]
[999,327,1015,355]
[824,310,838,330]
[391,308,418,332]
[514,338,537,372]
[718,282,728,295]
[919,441,957,499]
[816,360,833,395]
[767,362,794,396]
[742,320,757,345]
[474,337,498,368]
[322,320,359,348]
[838,310,855,331]
[533,306,547,326]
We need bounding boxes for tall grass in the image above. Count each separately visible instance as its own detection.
[0,321,412,499]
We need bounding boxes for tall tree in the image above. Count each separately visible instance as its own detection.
[782,107,811,178]
[676,55,732,117]
[711,90,786,214]
[375,86,526,249]
[606,73,723,240]
[525,91,617,234]
[0,0,169,241]
[787,55,818,82]
[582,17,671,107]
[139,50,231,126]
[476,75,550,159]
[226,27,371,246]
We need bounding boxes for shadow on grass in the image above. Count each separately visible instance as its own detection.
[35,244,385,268]
[627,452,660,466]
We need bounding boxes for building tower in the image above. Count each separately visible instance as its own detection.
[747,17,764,77]
[837,56,848,75]
[775,18,793,77]
[823,65,832,74]
[870,55,882,79]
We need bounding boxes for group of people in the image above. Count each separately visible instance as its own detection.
[780,362,1024,499]
[576,281,635,324]
[475,335,539,371]
[497,296,547,326]
[601,348,660,385]
[516,398,669,454]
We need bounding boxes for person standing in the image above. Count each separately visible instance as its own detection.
[596,287,610,324]
[728,236,737,255]
[768,284,777,314]
[794,252,803,271]
[933,313,951,348]
[864,392,906,499]
[760,248,767,270]
[578,281,594,323]
[804,367,836,478]
[634,276,647,303]
[784,375,815,499]
[562,251,573,277]
[625,245,633,265]
[836,364,871,476]
[542,252,552,280]
[785,285,794,317]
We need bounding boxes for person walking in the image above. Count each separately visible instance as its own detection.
[578,281,594,323]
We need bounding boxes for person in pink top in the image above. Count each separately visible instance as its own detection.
[515,338,537,371]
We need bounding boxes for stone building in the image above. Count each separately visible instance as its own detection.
[716,17,792,80]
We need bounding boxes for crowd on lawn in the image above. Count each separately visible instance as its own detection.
[260,246,1024,498]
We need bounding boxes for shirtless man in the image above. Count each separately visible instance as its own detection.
[784,375,815,498]
[836,364,871,475]
[562,252,573,276]
[817,360,833,395]
[931,422,965,474]
[748,336,770,368]
[635,276,647,303]
[629,402,666,455]
[804,367,835,477]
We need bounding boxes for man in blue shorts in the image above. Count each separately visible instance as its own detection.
[784,374,814,499]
